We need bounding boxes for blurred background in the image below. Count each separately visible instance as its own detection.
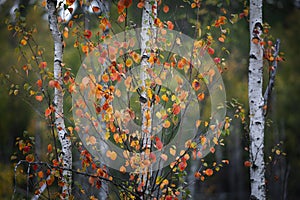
[0,0,299,199]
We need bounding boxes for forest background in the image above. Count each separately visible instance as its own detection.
[0,0,299,199]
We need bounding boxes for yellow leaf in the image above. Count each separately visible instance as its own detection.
[169,147,176,156]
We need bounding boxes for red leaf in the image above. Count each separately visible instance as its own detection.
[39,61,47,69]
[178,161,187,171]
[92,6,100,13]
[155,137,163,150]
[84,29,92,39]
[172,104,181,115]
[244,160,251,167]
[207,47,215,55]
[45,107,52,117]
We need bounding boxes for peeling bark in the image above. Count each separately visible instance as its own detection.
[47,0,72,197]
[248,0,266,199]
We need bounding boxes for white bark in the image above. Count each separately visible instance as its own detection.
[47,0,72,197]
[248,0,266,199]
[139,0,157,198]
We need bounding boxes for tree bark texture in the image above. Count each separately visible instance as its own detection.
[139,0,157,198]
[47,0,72,197]
[249,0,266,199]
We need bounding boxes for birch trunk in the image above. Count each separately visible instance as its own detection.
[139,0,157,198]
[47,0,72,197]
[248,0,266,199]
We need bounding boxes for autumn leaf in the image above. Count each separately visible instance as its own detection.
[172,104,181,115]
[66,0,75,6]
[197,92,205,101]
[84,29,92,39]
[194,171,201,178]
[244,160,251,167]
[37,171,44,178]
[45,107,52,117]
[125,58,133,67]
[207,47,215,55]
[102,73,110,83]
[163,5,169,13]
[163,120,171,128]
[26,154,34,162]
[47,144,52,153]
[155,137,163,150]
[205,168,213,176]
[120,166,126,173]
[46,175,55,186]
[161,94,169,102]
[92,6,100,13]
[167,21,174,30]
[35,95,43,102]
[178,161,187,171]
[137,1,144,8]
[20,39,27,46]
[192,79,201,91]
[39,61,47,69]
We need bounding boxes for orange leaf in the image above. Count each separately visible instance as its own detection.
[161,94,169,102]
[35,95,43,102]
[39,61,47,69]
[244,160,251,167]
[92,6,100,13]
[119,166,126,173]
[192,79,200,91]
[197,93,205,101]
[163,120,171,128]
[37,171,44,178]
[66,0,75,6]
[45,108,52,117]
[46,175,55,186]
[167,21,174,30]
[137,1,144,8]
[125,58,133,67]
[48,80,56,88]
[20,39,27,46]
[194,171,201,178]
[163,5,169,13]
[36,79,43,88]
[47,144,52,153]
[102,73,110,83]
[205,168,213,176]
[26,154,34,162]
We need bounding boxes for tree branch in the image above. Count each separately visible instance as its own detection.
[263,39,281,116]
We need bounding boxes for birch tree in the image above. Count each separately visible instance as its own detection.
[248,0,266,199]
[139,0,157,197]
[47,0,72,197]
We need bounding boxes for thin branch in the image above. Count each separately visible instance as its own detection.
[263,39,281,116]
[13,160,142,200]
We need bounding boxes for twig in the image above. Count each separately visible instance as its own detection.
[263,39,281,116]
[12,160,141,200]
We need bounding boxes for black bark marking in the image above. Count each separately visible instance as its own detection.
[250,54,257,59]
